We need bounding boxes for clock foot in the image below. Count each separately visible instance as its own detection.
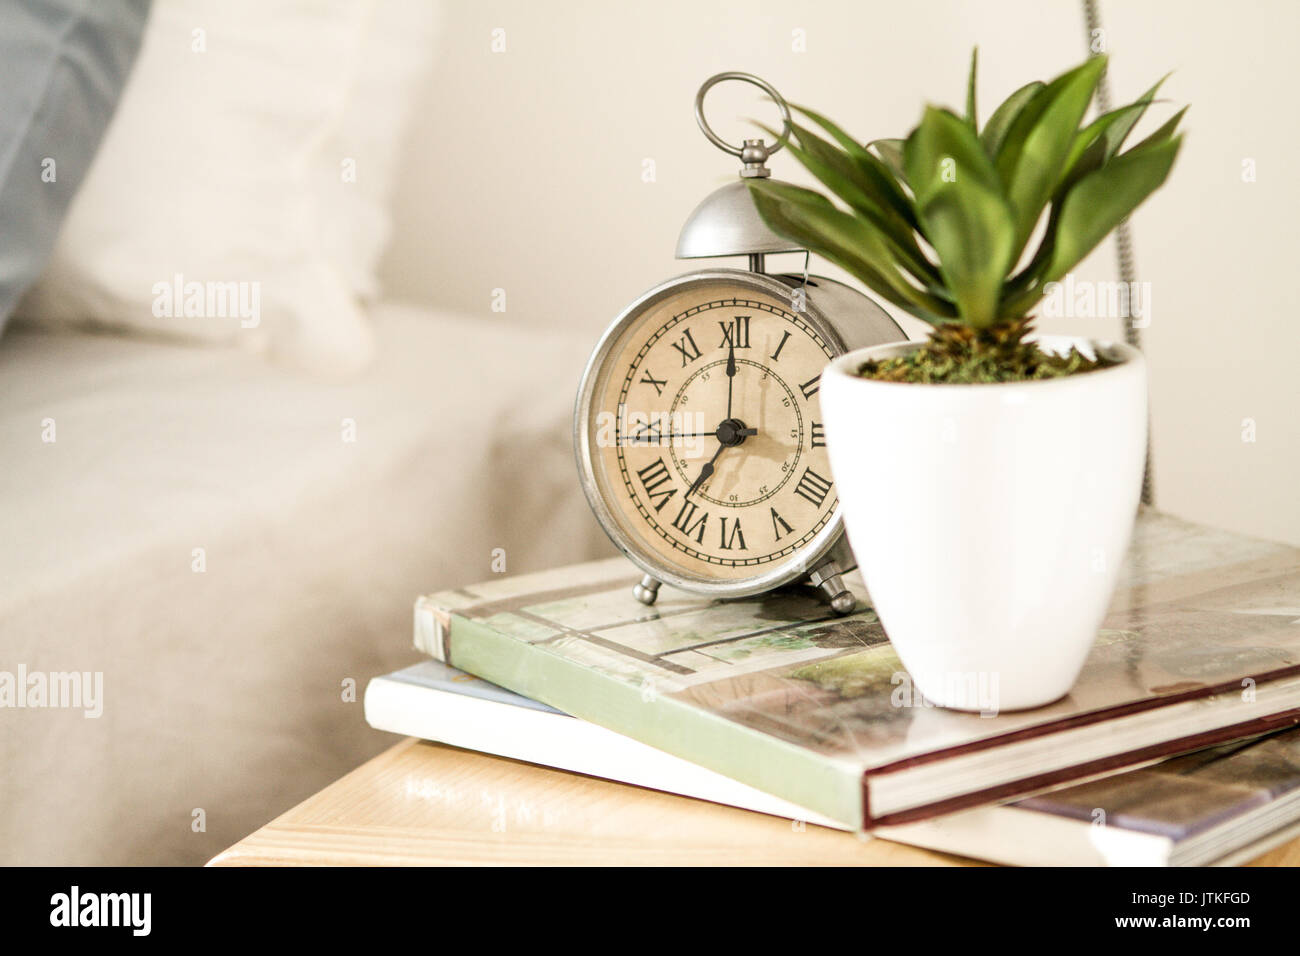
[826,588,857,616]
[808,561,856,615]
[632,575,661,606]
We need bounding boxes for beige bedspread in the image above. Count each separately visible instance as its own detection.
[0,302,613,864]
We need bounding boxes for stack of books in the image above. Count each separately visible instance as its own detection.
[365,510,1300,866]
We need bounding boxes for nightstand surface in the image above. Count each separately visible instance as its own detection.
[208,738,966,866]
[209,738,1300,867]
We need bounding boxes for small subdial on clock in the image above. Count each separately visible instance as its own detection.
[668,358,803,508]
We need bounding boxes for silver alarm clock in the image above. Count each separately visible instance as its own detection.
[574,73,903,614]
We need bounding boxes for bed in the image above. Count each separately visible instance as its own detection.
[0,304,613,864]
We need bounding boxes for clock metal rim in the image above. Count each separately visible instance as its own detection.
[574,268,854,600]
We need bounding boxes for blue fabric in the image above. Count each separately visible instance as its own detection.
[0,0,150,331]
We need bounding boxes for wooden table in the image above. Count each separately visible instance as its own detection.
[210,737,1300,866]
[208,737,971,866]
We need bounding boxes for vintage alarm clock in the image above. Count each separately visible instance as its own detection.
[574,72,903,614]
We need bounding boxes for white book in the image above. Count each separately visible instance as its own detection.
[366,660,1300,866]
[364,659,844,830]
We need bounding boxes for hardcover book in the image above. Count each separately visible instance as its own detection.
[413,511,1300,830]
[366,659,1300,866]
[365,659,845,829]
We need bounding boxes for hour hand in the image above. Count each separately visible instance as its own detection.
[688,463,713,497]
[688,444,726,497]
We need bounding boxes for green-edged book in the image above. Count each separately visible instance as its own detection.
[414,512,1300,830]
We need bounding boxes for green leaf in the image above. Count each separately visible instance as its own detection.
[1005,106,1186,314]
[905,106,1003,204]
[979,81,1043,157]
[762,120,937,284]
[1044,134,1183,281]
[776,119,920,233]
[995,56,1107,257]
[1056,77,1171,194]
[868,138,906,181]
[1005,98,1184,307]
[904,107,1014,327]
[788,104,871,163]
[1064,103,1145,184]
[748,182,945,317]
[743,177,836,210]
[1099,74,1170,158]
[916,187,1015,327]
[748,180,957,323]
[788,104,917,225]
[966,47,979,129]
[1125,104,1188,153]
[997,281,1049,322]
[776,121,884,215]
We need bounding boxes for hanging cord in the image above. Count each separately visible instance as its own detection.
[1082,0,1154,506]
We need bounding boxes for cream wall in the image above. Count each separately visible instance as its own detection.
[381,0,1300,546]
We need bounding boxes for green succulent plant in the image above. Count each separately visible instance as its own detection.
[747,50,1185,382]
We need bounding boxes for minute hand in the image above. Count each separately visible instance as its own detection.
[725,342,736,419]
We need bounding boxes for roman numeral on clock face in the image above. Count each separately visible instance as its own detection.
[810,422,825,448]
[770,507,794,542]
[635,457,676,512]
[799,374,820,400]
[718,316,750,349]
[639,370,667,396]
[671,498,709,544]
[671,329,702,366]
[628,416,664,445]
[718,516,747,551]
[770,330,791,362]
[793,467,833,508]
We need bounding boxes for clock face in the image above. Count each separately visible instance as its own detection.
[584,276,841,585]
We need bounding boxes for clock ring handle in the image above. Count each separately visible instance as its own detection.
[693,72,792,175]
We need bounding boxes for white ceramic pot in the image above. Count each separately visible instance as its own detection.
[821,336,1147,712]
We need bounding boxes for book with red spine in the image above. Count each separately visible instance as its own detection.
[411,511,1300,830]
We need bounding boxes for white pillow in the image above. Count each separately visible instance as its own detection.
[17,0,438,377]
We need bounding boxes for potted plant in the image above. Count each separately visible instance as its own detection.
[748,52,1184,711]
